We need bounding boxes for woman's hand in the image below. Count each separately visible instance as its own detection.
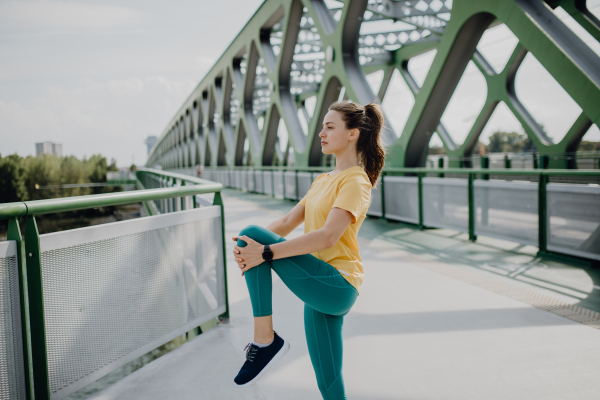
[231,235,265,276]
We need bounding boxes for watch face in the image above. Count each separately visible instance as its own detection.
[263,249,274,260]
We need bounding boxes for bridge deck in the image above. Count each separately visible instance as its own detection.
[89,189,600,400]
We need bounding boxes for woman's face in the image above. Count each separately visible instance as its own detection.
[319,110,358,155]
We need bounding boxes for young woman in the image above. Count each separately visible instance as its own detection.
[231,100,386,400]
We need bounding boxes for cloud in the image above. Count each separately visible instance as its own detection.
[0,1,146,32]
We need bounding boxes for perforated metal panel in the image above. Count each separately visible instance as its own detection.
[228,170,235,188]
[273,171,284,198]
[263,171,273,195]
[474,180,538,246]
[247,170,256,192]
[297,172,312,199]
[383,176,419,223]
[547,183,600,261]
[241,170,248,191]
[39,207,226,399]
[367,177,382,217]
[284,171,297,200]
[235,170,242,189]
[254,171,263,194]
[422,177,468,232]
[222,170,229,187]
[0,241,26,400]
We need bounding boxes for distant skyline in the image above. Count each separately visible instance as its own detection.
[1,0,599,166]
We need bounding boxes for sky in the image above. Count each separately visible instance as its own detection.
[0,0,264,166]
[1,0,599,167]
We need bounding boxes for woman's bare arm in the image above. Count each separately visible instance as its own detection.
[233,207,354,273]
[265,203,306,237]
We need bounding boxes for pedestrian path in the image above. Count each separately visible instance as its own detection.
[88,189,600,400]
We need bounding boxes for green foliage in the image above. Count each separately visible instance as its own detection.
[130,164,138,172]
[0,153,121,202]
[578,141,600,151]
[487,131,537,153]
[428,146,446,155]
[0,154,28,203]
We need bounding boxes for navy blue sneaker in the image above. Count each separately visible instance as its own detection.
[234,331,290,386]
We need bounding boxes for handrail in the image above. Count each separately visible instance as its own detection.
[202,166,600,177]
[136,167,221,185]
[379,168,600,177]
[0,170,222,220]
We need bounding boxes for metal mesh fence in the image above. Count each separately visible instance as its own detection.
[0,242,26,400]
[241,170,249,191]
[235,170,242,189]
[423,177,469,232]
[264,171,273,195]
[39,207,226,399]
[383,176,419,223]
[273,171,284,198]
[284,171,297,200]
[474,180,538,246]
[254,170,264,194]
[247,170,256,192]
[547,183,600,261]
[297,172,312,199]
[367,177,382,217]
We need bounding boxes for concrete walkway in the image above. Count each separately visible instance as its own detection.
[89,189,600,400]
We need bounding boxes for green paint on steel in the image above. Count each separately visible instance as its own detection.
[0,171,222,220]
[147,0,599,171]
[212,191,230,320]
[468,172,477,241]
[538,173,549,254]
[417,172,424,230]
[379,171,386,219]
[481,156,490,180]
[7,218,32,400]
[24,216,50,400]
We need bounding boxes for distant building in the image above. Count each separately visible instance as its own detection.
[36,142,62,157]
[144,136,158,155]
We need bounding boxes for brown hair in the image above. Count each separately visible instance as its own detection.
[328,101,386,188]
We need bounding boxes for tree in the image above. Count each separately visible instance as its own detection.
[578,141,600,151]
[0,154,28,202]
[488,131,531,153]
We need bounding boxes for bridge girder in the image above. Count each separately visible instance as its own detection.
[147,0,600,169]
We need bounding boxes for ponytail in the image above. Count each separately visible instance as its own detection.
[328,101,386,188]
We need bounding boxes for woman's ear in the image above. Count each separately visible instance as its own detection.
[349,128,360,141]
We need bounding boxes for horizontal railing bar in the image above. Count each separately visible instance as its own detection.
[0,203,28,219]
[381,168,600,177]
[0,182,222,220]
[203,166,600,177]
[137,167,220,185]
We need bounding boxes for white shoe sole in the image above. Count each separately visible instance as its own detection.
[237,339,290,386]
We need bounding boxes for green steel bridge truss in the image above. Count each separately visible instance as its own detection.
[146,0,600,170]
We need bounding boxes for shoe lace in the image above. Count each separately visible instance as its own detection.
[244,343,258,362]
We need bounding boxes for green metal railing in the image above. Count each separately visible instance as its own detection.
[0,169,228,400]
[203,166,600,261]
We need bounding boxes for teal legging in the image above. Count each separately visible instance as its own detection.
[237,225,358,400]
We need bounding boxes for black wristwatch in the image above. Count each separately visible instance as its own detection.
[262,244,274,262]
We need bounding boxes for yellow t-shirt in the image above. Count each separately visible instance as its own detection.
[298,165,372,292]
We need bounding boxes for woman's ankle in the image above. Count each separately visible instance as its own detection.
[254,332,275,345]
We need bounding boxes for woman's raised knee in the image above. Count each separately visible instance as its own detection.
[237,225,282,247]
